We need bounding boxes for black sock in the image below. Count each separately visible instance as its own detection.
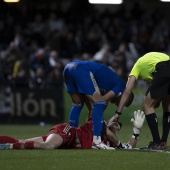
[161,112,170,142]
[145,113,160,144]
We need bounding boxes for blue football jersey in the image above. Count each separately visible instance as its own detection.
[63,60,125,96]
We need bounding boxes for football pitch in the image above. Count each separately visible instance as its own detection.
[0,88,170,170]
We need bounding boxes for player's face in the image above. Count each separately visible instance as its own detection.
[113,122,121,133]
[108,122,121,134]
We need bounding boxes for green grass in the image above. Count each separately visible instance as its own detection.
[0,88,170,170]
[1,149,170,170]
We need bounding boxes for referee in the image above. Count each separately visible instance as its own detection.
[109,52,170,150]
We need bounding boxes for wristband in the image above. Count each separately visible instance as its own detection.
[132,133,140,140]
[116,110,122,115]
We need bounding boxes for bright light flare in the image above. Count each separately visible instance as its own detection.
[89,0,122,4]
[160,0,170,2]
[3,0,20,2]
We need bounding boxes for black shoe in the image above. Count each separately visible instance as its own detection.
[159,142,167,150]
[148,141,166,150]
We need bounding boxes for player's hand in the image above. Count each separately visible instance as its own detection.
[108,114,120,125]
[130,110,145,129]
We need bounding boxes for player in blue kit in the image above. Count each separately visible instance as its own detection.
[63,60,134,149]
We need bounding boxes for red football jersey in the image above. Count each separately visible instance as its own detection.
[76,120,93,149]
[48,123,77,149]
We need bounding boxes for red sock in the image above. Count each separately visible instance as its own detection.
[13,142,22,149]
[13,141,35,149]
[24,141,34,149]
[0,136,18,143]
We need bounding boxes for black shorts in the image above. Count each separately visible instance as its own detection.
[146,60,170,98]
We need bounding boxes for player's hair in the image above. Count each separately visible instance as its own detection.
[125,92,134,107]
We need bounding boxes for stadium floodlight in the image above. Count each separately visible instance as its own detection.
[3,0,20,2]
[89,0,122,4]
[160,0,170,2]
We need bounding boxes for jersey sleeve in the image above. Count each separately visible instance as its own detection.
[129,61,140,80]
[111,79,125,97]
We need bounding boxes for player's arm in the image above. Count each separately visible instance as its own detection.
[105,127,119,146]
[117,110,145,149]
[109,76,136,122]
[118,76,136,111]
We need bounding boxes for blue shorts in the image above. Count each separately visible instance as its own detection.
[146,60,170,98]
[63,61,98,95]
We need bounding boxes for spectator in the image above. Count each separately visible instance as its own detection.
[30,66,47,89]
[93,42,113,65]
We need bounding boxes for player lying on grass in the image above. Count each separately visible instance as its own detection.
[0,110,145,150]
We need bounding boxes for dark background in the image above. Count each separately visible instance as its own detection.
[0,0,170,123]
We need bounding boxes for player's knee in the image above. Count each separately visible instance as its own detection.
[71,93,84,104]
[42,143,56,149]
[142,104,149,113]
[89,93,105,103]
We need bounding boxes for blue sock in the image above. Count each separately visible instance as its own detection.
[92,101,107,136]
[69,103,83,127]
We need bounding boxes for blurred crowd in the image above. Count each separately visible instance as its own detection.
[0,1,170,89]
